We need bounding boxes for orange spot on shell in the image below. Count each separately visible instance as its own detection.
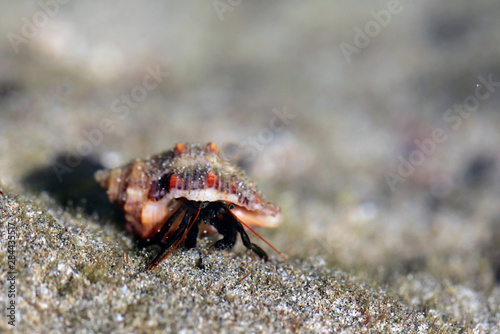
[231,178,237,194]
[206,170,217,188]
[174,143,185,156]
[255,194,262,205]
[169,174,178,189]
[206,142,219,154]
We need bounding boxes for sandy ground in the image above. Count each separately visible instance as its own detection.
[1,1,500,333]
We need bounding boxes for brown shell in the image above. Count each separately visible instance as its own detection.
[95,142,282,239]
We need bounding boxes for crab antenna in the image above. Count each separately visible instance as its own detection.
[228,210,288,262]
[148,205,202,270]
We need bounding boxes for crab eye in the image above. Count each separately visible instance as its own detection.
[228,204,235,209]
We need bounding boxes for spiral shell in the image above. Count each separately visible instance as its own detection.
[95,142,282,239]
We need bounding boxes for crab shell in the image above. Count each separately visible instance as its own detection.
[95,142,283,239]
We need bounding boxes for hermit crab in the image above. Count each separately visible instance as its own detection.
[95,142,284,269]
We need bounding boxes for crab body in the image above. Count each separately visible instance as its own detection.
[95,142,283,269]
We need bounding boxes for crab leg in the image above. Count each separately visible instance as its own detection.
[148,204,202,270]
[212,213,238,251]
[184,215,200,249]
[229,212,269,261]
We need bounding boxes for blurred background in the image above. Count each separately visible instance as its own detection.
[1,0,500,297]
